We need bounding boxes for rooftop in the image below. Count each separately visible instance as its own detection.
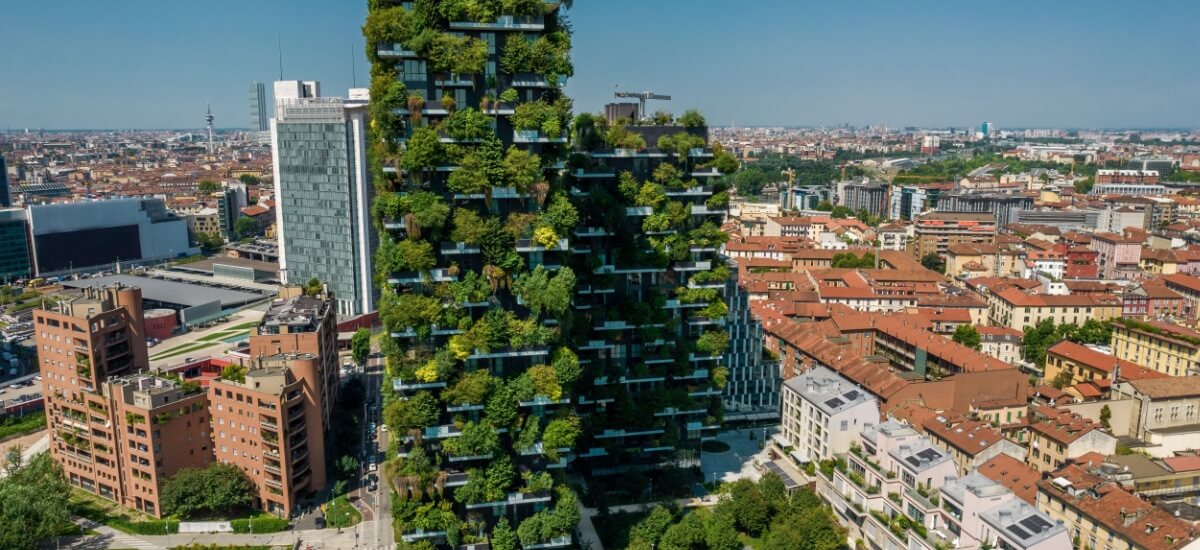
[782,365,876,415]
[62,274,266,309]
[977,454,1040,505]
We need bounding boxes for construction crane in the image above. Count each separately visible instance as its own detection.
[613,86,671,121]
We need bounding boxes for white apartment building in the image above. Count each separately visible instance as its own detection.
[780,365,879,462]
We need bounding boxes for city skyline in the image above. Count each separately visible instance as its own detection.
[2,0,1199,130]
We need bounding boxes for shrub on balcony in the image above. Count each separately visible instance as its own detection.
[380,290,442,336]
[678,109,707,129]
[443,420,500,457]
[604,122,646,150]
[527,365,563,400]
[485,381,520,429]
[699,299,729,320]
[657,132,706,158]
[706,191,730,210]
[541,192,578,233]
[513,265,575,317]
[363,5,415,50]
[551,347,581,387]
[449,209,488,244]
[510,99,559,132]
[711,367,729,390]
[384,390,440,431]
[696,330,729,355]
[635,182,666,209]
[400,127,444,179]
[443,370,496,406]
[377,238,436,274]
[441,108,493,141]
[499,87,519,103]
[425,33,487,74]
[541,415,580,459]
[502,146,543,192]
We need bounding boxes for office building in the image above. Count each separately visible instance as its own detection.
[981,121,992,137]
[889,185,928,221]
[722,265,779,418]
[249,82,268,132]
[1127,156,1174,177]
[936,190,1033,227]
[1013,208,1097,230]
[839,180,889,217]
[0,155,10,207]
[27,198,195,275]
[0,207,31,281]
[910,211,996,258]
[270,81,375,315]
[604,102,639,124]
[216,185,248,241]
[1091,182,1167,196]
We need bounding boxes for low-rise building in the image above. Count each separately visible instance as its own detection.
[1111,319,1200,377]
[1112,377,1200,458]
[779,365,879,462]
[1026,406,1117,472]
[911,211,997,259]
[923,416,1026,475]
[1037,464,1199,550]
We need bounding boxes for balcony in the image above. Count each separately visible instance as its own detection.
[376,43,419,58]
[513,129,568,144]
[264,463,282,476]
[449,14,545,31]
[392,378,448,392]
[571,168,616,179]
[511,72,565,88]
[433,73,474,87]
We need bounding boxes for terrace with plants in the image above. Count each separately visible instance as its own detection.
[365,0,582,547]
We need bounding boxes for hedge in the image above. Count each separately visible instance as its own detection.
[230,516,290,533]
[111,518,179,535]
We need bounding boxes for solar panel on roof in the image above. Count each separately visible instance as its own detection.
[843,390,860,401]
[1008,525,1030,540]
[1020,516,1053,533]
[905,456,921,468]
[917,448,942,460]
[824,397,845,409]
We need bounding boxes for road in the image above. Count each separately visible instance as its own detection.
[349,342,392,550]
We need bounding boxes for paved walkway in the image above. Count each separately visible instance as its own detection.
[50,519,393,549]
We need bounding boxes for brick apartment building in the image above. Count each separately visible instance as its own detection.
[37,283,338,518]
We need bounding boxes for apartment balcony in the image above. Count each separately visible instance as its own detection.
[688,352,721,363]
[392,378,448,392]
[376,43,420,58]
[287,405,304,422]
[444,471,470,488]
[466,347,550,360]
[688,386,723,397]
[264,463,282,476]
[665,186,714,197]
[289,433,308,452]
[673,261,712,272]
[591,148,669,159]
[664,299,705,310]
[441,242,481,256]
[449,14,545,31]
[654,407,708,417]
[578,340,617,351]
[625,206,653,217]
[513,129,568,144]
[690,205,727,216]
[264,477,283,490]
[573,227,611,238]
[688,148,714,158]
[387,268,458,285]
[594,428,664,439]
[422,425,462,440]
[446,403,485,413]
[571,168,616,179]
[401,530,447,543]
[511,72,565,88]
[516,237,569,252]
[447,452,494,463]
[691,167,721,178]
[518,395,571,408]
[260,420,280,432]
[433,73,475,87]
[452,186,529,201]
[674,369,709,381]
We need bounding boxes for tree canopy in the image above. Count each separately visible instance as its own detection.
[160,462,255,518]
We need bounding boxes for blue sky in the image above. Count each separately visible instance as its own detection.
[2,0,1198,130]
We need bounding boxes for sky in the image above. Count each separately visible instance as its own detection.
[3,0,1199,130]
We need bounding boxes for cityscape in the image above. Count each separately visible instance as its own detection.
[3,2,1200,550]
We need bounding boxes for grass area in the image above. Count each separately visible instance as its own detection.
[196,322,258,342]
[738,532,765,549]
[230,514,291,533]
[701,440,731,453]
[0,410,46,440]
[592,510,650,550]
[70,489,179,535]
[149,341,218,361]
[324,495,361,528]
[171,546,286,550]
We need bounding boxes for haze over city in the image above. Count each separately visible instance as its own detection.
[3,0,1200,129]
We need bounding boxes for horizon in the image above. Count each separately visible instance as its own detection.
[2,1,1199,130]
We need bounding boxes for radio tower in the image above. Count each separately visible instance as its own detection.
[205,102,215,155]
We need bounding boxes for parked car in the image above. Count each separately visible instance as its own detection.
[314,516,326,529]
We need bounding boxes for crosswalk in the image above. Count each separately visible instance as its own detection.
[103,533,167,550]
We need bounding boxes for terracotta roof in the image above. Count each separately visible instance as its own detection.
[923,417,1006,458]
[977,454,1039,505]
[1162,456,1200,473]
[1163,273,1200,294]
[1125,377,1200,400]
[1029,405,1107,445]
[1038,465,1198,550]
[1046,341,1167,381]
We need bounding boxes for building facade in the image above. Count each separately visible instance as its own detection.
[270,82,375,315]
[249,81,268,132]
[780,365,879,462]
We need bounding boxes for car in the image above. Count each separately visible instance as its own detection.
[380,424,388,432]
[368,480,378,492]
[314,516,326,529]
[369,462,377,472]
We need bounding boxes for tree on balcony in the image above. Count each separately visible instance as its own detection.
[384,390,440,431]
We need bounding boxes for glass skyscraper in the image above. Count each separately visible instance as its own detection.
[249,82,268,132]
[270,82,374,316]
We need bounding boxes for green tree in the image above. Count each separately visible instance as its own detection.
[541,415,581,459]
[0,453,73,550]
[491,517,517,550]
[829,205,853,219]
[704,509,741,550]
[952,325,982,350]
[160,462,254,518]
[233,216,258,238]
[1100,404,1112,430]
[304,277,323,296]
[815,200,834,211]
[351,328,371,365]
[762,507,843,550]
[196,232,225,253]
[659,510,706,550]
[920,253,946,274]
[197,180,221,193]
[719,478,771,535]
[238,174,261,186]
[630,505,675,547]
[1051,369,1074,389]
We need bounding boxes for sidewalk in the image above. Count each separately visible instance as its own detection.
[50,520,393,549]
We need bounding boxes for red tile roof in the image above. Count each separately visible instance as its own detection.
[977,454,1039,505]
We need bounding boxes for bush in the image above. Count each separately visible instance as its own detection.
[110,518,179,535]
[230,516,290,533]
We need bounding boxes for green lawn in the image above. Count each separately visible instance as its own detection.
[70,489,178,535]
[325,495,361,528]
[149,341,218,361]
[0,411,46,440]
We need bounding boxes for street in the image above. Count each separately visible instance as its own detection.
[347,341,392,549]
